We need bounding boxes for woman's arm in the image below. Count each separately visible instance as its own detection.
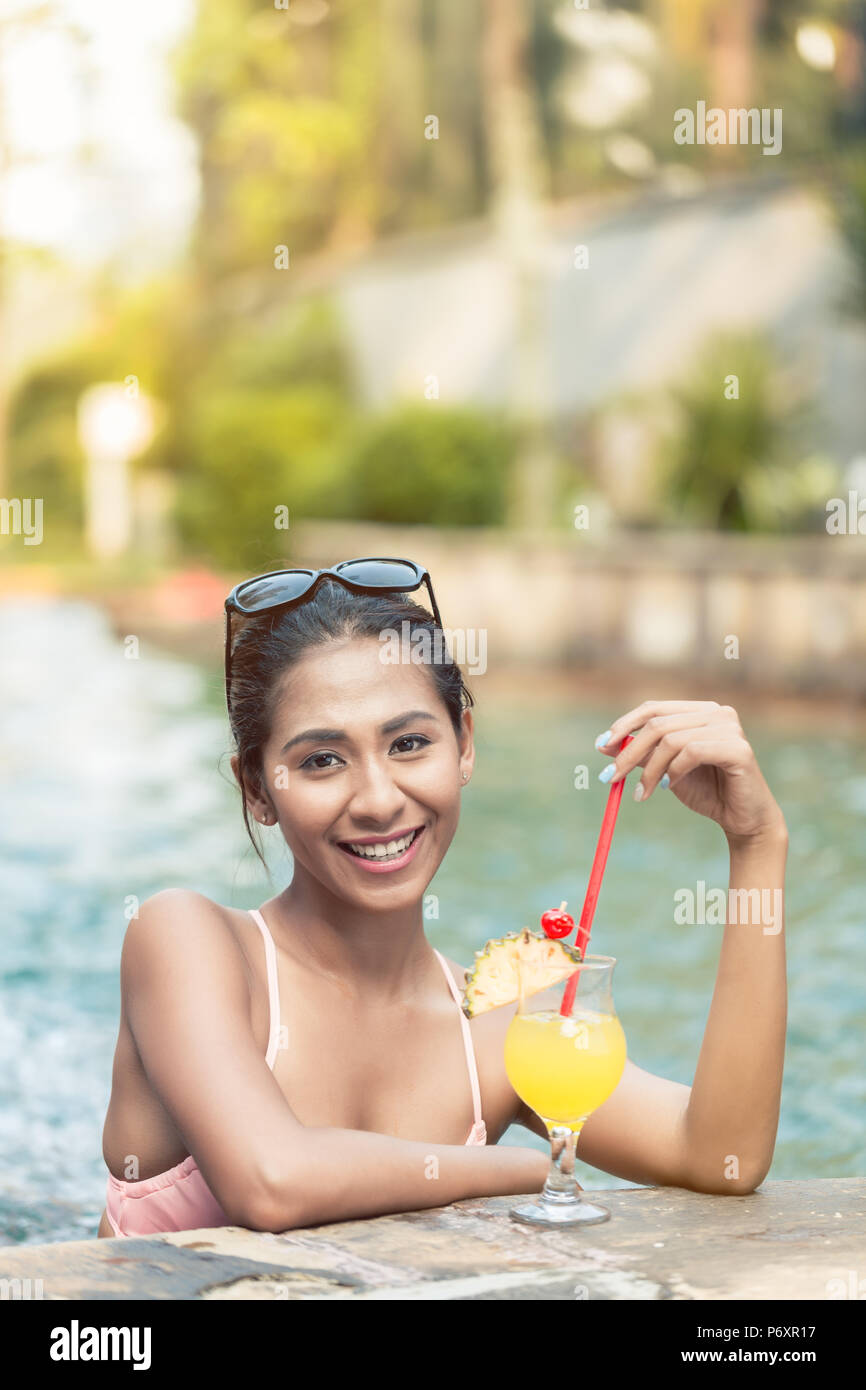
[122,891,547,1232]
[524,829,787,1194]
[514,701,787,1195]
[256,1125,547,1232]
[679,822,787,1192]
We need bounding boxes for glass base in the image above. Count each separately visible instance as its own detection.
[510,1194,611,1227]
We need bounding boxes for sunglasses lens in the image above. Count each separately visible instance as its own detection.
[336,559,419,588]
[236,571,314,611]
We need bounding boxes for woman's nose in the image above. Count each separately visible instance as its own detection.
[347,763,407,822]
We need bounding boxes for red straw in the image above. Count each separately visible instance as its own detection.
[560,734,634,1017]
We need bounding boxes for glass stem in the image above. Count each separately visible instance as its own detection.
[542,1125,582,1203]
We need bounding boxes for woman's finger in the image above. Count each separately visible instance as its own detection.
[637,725,745,799]
[597,700,725,754]
[664,735,753,791]
[598,711,719,785]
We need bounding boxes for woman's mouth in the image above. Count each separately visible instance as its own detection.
[335,825,426,874]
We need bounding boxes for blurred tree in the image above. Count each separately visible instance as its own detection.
[0,2,76,497]
[7,351,92,539]
[7,276,197,548]
[376,0,426,230]
[427,2,488,222]
[481,0,559,533]
[9,0,862,552]
[834,146,866,315]
[170,0,521,310]
[633,0,852,174]
[170,0,560,540]
[7,286,358,563]
[656,0,763,114]
[659,332,818,530]
[174,0,367,308]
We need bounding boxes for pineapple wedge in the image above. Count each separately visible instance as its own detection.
[462,927,582,1018]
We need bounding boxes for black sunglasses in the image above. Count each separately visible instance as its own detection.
[223,556,443,716]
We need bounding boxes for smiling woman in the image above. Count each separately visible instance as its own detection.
[97,563,790,1242]
[98,567,551,1238]
[283,705,437,866]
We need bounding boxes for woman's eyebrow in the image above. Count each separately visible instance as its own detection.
[281,709,438,754]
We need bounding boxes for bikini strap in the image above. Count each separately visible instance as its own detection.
[432,948,485,1135]
[248,908,282,1070]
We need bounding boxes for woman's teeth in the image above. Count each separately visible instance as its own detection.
[344,828,420,860]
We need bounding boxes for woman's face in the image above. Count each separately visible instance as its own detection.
[251,637,474,910]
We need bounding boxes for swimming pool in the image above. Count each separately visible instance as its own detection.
[0,597,862,1245]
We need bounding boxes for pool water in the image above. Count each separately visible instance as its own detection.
[0,597,862,1245]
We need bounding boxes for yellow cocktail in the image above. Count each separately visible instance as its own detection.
[505,1007,626,1131]
[506,954,625,1226]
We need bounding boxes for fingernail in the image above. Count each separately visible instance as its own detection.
[633,782,645,802]
[594,730,612,750]
[660,773,671,789]
[598,763,616,784]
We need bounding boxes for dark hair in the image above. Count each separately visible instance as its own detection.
[227,577,475,870]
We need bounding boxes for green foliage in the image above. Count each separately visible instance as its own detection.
[174,383,351,570]
[6,277,198,545]
[174,0,384,277]
[833,144,866,318]
[739,451,842,533]
[7,285,359,563]
[336,402,516,527]
[168,390,522,569]
[9,348,104,536]
[196,295,354,396]
[170,293,361,566]
[175,392,516,567]
[8,273,516,563]
[659,332,826,532]
[13,0,860,559]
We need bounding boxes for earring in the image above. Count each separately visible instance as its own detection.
[462,772,468,782]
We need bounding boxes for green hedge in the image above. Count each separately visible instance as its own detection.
[336,402,515,527]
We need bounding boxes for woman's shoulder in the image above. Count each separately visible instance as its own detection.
[127,887,234,933]
[119,890,246,982]
[136,887,225,915]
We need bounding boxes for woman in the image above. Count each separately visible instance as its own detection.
[97,558,788,1238]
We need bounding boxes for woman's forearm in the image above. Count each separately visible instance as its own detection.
[256,1129,549,1232]
[681,820,788,1192]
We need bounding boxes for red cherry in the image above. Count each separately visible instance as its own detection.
[541,901,575,940]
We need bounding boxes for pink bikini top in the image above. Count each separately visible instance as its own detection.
[104,908,487,1238]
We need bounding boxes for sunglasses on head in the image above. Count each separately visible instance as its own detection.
[223,556,443,716]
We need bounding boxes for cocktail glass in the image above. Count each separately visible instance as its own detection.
[504,954,626,1226]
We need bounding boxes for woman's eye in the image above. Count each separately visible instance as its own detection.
[301,751,343,771]
[392,735,431,754]
[300,735,430,771]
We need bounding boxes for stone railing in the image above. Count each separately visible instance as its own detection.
[286,520,866,696]
[1,1178,862,1300]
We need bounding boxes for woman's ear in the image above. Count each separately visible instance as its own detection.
[459,708,475,782]
[232,754,275,825]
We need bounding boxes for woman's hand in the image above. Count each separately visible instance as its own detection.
[596,700,786,846]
